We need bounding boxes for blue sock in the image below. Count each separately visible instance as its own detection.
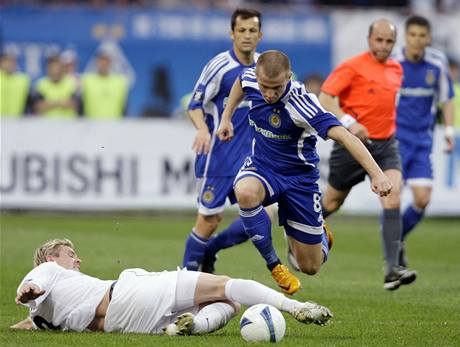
[402,204,424,240]
[182,229,208,270]
[321,229,329,263]
[205,218,249,258]
[239,205,280,270]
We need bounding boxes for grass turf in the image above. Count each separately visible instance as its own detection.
[1,212,459,346]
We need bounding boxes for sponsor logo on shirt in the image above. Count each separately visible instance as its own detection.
[248,118,291,140]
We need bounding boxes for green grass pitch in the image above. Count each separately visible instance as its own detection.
[1,212,459,346]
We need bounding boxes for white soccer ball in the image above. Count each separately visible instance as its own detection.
[240,304,286,343]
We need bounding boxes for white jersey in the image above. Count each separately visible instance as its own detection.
[17,262,113,331]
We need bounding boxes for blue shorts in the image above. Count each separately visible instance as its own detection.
[196,176,237,216]
[234,158,323,245]
[399,139,433,186]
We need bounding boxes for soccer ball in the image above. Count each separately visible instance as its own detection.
[240,304,286,343]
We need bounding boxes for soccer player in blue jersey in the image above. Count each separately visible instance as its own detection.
[183,9,301,294]
[393,15,455,267]
[217,50,393,285]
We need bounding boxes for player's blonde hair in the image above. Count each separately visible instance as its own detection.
[256,50,291,78]
[33,239,74,267]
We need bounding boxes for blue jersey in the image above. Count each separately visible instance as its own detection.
[189,49,258,178]
[240,68,341,177]
[393,46,454,146]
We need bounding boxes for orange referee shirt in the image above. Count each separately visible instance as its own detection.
[321,51,403,139]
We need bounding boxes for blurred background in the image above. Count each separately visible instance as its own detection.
[1,0,459,214]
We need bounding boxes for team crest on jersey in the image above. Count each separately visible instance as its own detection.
[269,109,281,128]
[202,186,215,203]
[425,69,435,85]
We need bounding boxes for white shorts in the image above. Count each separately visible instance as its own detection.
[104,268,201,334]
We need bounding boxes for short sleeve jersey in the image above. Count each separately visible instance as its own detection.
[18,262,112,331]
[188,49,258,177]
[240,68,341,177]
[321,51,403,139]
[393,46,454,145]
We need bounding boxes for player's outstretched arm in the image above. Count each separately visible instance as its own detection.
[188,108,211,155]
[15,282,45,305]
[327,126,392,197]
[217,79,244,141]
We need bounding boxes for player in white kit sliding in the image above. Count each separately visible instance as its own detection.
[12,238,332,335]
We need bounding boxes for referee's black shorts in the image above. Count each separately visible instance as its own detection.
[328,136,402,191]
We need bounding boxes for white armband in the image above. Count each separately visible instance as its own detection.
[445,125,455,138]
[340,114,357,129]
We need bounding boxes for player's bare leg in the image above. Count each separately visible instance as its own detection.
[287,238,323,275]
[321,184,351,218]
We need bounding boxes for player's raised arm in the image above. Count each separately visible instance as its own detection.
[217,78,245,141]
[327,126,392,197]
[188,108,211,155]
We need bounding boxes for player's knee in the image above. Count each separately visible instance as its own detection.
[382,196,400,210]
[414,195,430,209]
[235,189,261,208]
[297,259,321,275]
[213,275,232,294]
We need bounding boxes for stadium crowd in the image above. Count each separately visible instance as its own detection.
[0,49,128,119]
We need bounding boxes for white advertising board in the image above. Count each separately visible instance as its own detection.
[1,119,459,215]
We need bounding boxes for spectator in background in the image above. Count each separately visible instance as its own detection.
[303,73,323,96]
[61,49,81,92]
[0,52,30,117]
[392,15,455,268]
[33,56,79,118]
[81,51,128,119]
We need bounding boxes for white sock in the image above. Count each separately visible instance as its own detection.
[192,302,236,334]
[224,279,301,314]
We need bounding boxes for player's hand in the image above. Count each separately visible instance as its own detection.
[348,122,369,144]
[371,173,393,197]
[192,128,211,155]
[445,135,455,153]
[15,283,45,304]
[217,121,234,141]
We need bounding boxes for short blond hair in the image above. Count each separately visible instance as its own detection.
[33,239,74,267]
[256,50,291,78]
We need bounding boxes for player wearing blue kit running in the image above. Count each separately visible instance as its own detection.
[182,9,285,281]
[393,15,455,267]
[218,51,393,288]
